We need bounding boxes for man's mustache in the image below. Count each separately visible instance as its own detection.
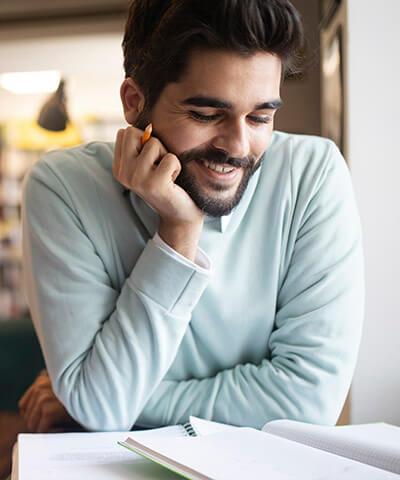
[144,124,256,170]
[179,146,256,169]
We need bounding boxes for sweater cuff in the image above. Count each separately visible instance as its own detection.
[152,232,211,273]
[128,238,211,316]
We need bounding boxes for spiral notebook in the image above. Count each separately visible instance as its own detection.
[14,417,400,480]
[119,417,400,480]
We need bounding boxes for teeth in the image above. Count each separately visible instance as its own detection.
[202,160,235,173]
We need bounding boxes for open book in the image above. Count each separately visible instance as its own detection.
[119,416,400,480]
[14,417,400,480]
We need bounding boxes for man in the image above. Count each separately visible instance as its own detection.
[19,0,364,433]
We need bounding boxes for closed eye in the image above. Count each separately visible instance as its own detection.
[189,111,221,122]
[248,115,273,124]
[189,110,273,125]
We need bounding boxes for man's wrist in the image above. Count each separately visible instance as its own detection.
[158,219,203,262]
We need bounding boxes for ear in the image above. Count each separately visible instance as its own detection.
[120,77,145,125]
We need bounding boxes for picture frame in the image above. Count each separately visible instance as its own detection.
[320,0,348,158]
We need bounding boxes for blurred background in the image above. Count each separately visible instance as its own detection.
[0,0,399,476]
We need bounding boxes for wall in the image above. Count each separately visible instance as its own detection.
[0,32,125,124]
[275,0,321,136]
[347,0,400,425]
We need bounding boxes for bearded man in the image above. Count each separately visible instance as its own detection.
[19,0,364,433]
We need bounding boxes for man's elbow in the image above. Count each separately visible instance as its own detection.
[54,379,135,432]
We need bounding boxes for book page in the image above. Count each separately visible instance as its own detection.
[263,420,400,475]
[189,416,238,437]
[18,426,184,480]
[123,427,399,480]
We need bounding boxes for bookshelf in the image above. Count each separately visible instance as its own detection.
[0,117,123,321]
[0,120,82,321]
[0,142,42,321]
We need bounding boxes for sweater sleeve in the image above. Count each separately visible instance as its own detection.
[136,143,364,429]
[21,159,210,431]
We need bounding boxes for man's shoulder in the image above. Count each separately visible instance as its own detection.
[270,130,341,167]
[265,131,345,189]
[26,142,117,197]
[27,141,114,185]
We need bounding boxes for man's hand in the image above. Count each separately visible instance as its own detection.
[112,126,204,261]
[18,371,77,433]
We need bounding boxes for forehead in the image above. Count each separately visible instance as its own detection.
[165,49,282,107]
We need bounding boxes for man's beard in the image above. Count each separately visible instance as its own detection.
[135,114,261,217]
[176,146,261,217]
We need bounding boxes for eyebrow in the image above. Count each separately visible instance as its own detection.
[181,95,283,111]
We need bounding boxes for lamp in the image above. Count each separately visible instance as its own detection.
[37,78,69,131]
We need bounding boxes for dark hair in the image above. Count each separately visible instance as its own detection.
[122,0,304,110]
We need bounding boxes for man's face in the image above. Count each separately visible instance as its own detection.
[149,49,282,217]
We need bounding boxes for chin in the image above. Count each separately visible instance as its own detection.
[176,158,259,217]
[189,187,242,217]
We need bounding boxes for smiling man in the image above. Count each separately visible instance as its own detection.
[20,0,364,433]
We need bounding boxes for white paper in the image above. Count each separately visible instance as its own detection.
[126,427,399,480]
[18,426,184,480]
[263,420,400,474]
[188,416,238,437]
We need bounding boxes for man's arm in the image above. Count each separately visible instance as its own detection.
[22,147,209,431]
[136,143,364,429]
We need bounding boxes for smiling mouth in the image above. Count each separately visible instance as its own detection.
[196,159,238,174]
[193,159,241,185]
[202,159,236,173]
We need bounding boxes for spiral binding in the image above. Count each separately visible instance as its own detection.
[182,421,197,437]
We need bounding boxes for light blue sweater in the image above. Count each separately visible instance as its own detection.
[22,131,364,431]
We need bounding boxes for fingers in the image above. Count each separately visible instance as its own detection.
[154,153,182,184]
[18,371,71,433]
[37,401,69,433]
[26,391,54,432]
[18,384,34,412]
[112,128,125,179]
[113,126,168,191]
[137,136,168,169]
[111,125,200,225]
[112,126,142,187]
[36,402,58,433]
[19,372,49,414]
[132,138,169,190]
[20,376,50,430]
[134,152,181,204]
[121,126,143,167]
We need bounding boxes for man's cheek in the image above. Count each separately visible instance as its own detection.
[171,128,213,157]
[152,118,195,153]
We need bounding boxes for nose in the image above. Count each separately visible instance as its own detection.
[212,118,250,159]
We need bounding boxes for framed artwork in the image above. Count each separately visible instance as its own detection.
[320,1,351,426]
[320,0,342,23]
[320,0,348,158]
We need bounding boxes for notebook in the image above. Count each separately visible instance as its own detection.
[119,416,400,480]
[14,417,400,479]
[16,425,194,480]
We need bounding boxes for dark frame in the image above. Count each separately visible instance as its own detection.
[320,0,348,160]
